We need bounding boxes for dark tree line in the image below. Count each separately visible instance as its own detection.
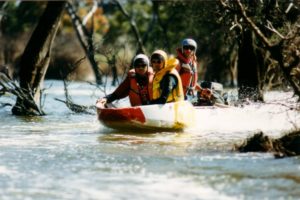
[0,0,299,116]
[219,0,300,101]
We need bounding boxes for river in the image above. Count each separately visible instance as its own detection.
[0,80,299,200]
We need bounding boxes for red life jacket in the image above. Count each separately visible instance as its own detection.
[127,68,154,106]
[176,48,198,96]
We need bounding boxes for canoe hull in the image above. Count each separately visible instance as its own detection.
[96,101,196,131]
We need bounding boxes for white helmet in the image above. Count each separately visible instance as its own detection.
[181,38,197,51]
[133,54,150,67]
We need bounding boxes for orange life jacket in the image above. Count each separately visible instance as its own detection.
[128,68,154,106]
[176,49,198,96]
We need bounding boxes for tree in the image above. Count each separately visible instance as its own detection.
[219,0,300,100]
[237,29,262,100]
[65,0,103,85]
[12,1,66,115]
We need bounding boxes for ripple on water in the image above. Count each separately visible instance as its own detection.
[0,82,300,200]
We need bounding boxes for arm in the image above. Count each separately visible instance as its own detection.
[195,83,201,91]
[98,76,131,105]
[175,62,181,72]
[106,76,131,103]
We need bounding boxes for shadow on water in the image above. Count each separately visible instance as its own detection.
[97,128,209,153]
[14,115,45,123]
[98,130,182,143]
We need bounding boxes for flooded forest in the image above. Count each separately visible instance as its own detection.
[0,1,300,200]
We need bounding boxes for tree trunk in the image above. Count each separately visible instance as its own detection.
[65,2,103,85]
[110,55,118,86]
[237,30,263,101]
[12,1,66,115]
[0,2,6,66]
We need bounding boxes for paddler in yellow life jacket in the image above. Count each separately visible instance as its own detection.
[150,50,184,104]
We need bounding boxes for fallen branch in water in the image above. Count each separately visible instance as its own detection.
[234,130,300,158]
[0,102,12,108]
[55,98,95,114]
[264,101,300,112]
[55,78,96,115]
[0,72,44,115]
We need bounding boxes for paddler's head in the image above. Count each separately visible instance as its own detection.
[133,54,149,76]
[181,38,197,58]
[150,50,167,72]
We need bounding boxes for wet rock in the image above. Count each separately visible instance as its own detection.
[234,131,273,153]
[234,130,300,158]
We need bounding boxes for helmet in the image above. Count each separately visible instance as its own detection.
[151,50,168,62]
[181,38,197,51]
[133,54,149,67]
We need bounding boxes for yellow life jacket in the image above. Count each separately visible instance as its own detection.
[152,58,184,102]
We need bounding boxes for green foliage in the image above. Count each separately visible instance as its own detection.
[3,0,297,88]
[1,1,45,36]
[103,0,152,47]
[115,1,220,53]
[103,0,232,82]
[217,0,300,89]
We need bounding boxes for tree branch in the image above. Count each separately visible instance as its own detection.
[83,0,98,25]
[235,0,273,48]
[112,0,146,54]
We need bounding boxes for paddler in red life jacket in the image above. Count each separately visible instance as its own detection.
[176,38,202,99]
[98,54,154,107]
[150,50,184,104]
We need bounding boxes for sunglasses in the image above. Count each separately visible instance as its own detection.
[151,59,162,64]
[183,45,195,51]
[134,64,147,69]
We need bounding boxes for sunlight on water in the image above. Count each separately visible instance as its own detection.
[0,81,300,200]
[189,91,300,138]
[192,103,299,135]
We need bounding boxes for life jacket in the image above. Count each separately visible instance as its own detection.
[128,68,154,106]
[176,48,198,96]
[152,58,184,102]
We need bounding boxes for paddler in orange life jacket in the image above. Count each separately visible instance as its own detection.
[98,54,154,107]
[176,38,212,101]
[176,38,202,98]
[150,50,184,104]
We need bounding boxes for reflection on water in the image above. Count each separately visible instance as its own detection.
[0,80,300,200]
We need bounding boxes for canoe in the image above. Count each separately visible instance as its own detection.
[96,101,196,131]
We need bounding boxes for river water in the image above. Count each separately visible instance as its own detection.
[0,80,299,200]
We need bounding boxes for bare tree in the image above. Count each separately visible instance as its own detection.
[65,1,103,85]
[234,0,300,98]
[219,0,300,100]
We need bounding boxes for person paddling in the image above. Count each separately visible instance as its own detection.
[176,38,213,103]
[98,54,154,107]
